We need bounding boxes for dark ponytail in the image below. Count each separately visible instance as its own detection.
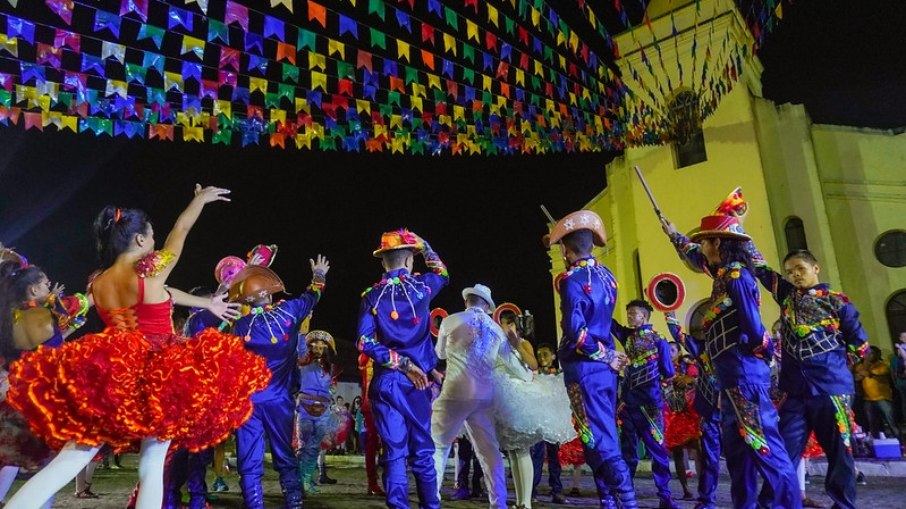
[0,260,45,363]
[93,206,151,269]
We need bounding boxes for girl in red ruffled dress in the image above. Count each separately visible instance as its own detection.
[5,185,270,509]
[663,343,701,501]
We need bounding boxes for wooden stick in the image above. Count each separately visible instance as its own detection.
[539,204,557,224]
[633,165,664,219]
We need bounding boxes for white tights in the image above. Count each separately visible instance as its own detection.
[5,437,171,509]
[507,449,533,509]
[0,466,19,501]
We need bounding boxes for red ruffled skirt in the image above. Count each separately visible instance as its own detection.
[558,437,586,467]
[0,367,53,469]
[7,328,270,452]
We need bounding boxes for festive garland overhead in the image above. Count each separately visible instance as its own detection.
[0,0,784,154]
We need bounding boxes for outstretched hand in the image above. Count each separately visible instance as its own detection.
[208,293,241,322]
[310,254,330,276]
[51,282,65,296]
[193,184,231,204]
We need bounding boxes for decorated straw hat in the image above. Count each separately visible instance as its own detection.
[227,265,285,303]
[461,284,495,311]
[305,329,336,353]
[214,256,246,286]
[372,228,423,258]
[547,210,607,247]
[689,215,751,242]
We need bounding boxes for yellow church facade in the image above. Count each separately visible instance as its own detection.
[548,0,906,353]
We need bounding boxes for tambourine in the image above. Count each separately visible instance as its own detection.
[429,308,448,337]
[492,302,522,324]
[644,273,686,312]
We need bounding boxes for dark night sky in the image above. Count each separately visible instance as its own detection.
[1,0,904,379]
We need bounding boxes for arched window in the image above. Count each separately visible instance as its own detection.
[875,230,906,268]
[669,90,707,168]
[886,290,906,342]
[784,216,808,252]
[687,299,711,342]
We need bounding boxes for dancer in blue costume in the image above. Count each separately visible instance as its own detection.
[661,211,800,509]
[357,229,448,509]
[546,210,634,509]
[230,256,329,509]
[611,299,678,509]
[750,247,868,509]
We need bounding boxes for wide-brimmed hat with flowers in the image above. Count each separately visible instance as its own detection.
[372,228,424,258]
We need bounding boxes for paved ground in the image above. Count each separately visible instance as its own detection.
[10,455,906,508]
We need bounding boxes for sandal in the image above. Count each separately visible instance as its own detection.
[75,488,100,499]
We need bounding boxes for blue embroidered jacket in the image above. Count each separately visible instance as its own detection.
[611,322,674,406]
[356,249,448,374]
[557,257,619,368]
[232,287,322,403]
[753,266,868,397]
[669,233,772,389]
[702,263,773,389]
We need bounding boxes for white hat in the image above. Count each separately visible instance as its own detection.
[462,284,495,311]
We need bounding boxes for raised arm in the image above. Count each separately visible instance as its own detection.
[746,244,793,304]
[154,185,231,281]
[414,234,449,295]
[660,217,710,275]
[664,311,701,358]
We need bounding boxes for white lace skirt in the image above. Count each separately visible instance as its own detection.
[492,371,576,450]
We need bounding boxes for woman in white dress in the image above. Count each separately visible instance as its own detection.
[493,316,575,509]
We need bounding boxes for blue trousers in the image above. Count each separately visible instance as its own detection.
[695,400,721,507]
[236,396,301,509]
[618,401,672,501]
[530,441,562,496]
[295,407,331,472]
[165,447,212,509]
[721,384,800,509]
[371,369,440,509]
[563,362,637,508]
[780,394,857,509]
